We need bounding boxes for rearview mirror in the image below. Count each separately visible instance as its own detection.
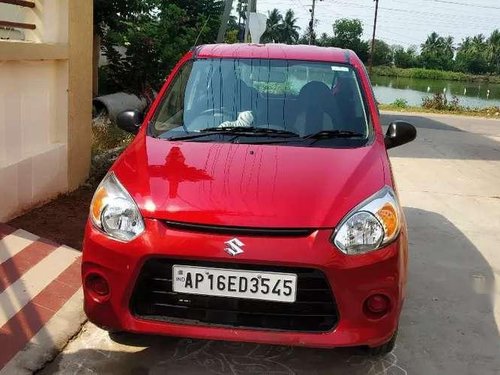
[385,121,417,149]
[116,110,143,134]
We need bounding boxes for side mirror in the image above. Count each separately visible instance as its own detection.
[385,121,417,149]
[116,110,143,134]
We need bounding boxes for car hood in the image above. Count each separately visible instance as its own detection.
[113,137,387,228]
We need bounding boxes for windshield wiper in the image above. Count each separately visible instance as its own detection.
[201,126,300,138]
[303,130,365,145]
[167,127,301,142]
[167,132,232,141]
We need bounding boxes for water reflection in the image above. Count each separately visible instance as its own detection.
[371,75,500,108]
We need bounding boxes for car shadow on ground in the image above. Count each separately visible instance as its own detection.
[40,207,499,375]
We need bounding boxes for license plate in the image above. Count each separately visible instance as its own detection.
[172,265,297,303]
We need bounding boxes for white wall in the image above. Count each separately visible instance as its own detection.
[0,0,92,221]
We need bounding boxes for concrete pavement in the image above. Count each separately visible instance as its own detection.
[40,112,500,375]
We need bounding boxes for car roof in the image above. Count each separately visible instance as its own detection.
[195,44,352,64]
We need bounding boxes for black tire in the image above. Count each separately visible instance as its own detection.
[367,329,398,356]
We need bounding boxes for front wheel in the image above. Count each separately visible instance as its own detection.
[367,329,398,356]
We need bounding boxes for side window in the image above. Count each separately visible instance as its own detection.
[153,62,193,130]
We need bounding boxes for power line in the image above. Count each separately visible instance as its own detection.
[417,0,500,10]
[329,0,500,22]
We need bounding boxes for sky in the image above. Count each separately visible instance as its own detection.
[254,0,500,48]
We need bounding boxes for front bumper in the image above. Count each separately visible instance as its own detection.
[82,219,407,348]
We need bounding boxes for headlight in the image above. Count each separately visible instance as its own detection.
[332,186,401,255]
[89,172,145,241]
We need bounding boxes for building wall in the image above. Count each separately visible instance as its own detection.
[0,0,92,221]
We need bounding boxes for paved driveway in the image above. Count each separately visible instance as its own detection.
[40,112,500,375]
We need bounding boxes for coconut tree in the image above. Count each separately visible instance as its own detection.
[280,10,300,44]
[420,32,454,70]
[487,29,500,73]
[262,8,283,43]
[456,35,488,74]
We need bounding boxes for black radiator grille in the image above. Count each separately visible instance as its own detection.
[130,259,338,332]
[163,221,314,237]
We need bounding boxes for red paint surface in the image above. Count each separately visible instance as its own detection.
[83,44,408,349]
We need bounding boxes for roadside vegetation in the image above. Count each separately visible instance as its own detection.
[371,66,500,84]
[380,94,500,118]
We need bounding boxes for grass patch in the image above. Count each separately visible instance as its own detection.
[391,98,409,109]
[371,66,500,84]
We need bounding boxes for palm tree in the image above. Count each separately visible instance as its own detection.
[280,10,300,44]
[262,9,283,43]
[421,32,441,54]
[487,29,500,73]
[443,36,454,58]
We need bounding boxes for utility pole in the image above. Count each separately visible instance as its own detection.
[308,0,316,45]
[369,0,379,75]
[217,0,234,43]
[244,0,256,42]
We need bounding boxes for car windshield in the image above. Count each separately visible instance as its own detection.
[149,58,370,145]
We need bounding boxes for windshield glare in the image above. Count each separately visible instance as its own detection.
[150,58,370,142]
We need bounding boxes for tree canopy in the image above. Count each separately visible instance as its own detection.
[95,2,500,96]
[95,0,224,94]
[261,9,300,44]
[315,18,369,62]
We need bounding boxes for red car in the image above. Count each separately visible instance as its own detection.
[83,44,416,355]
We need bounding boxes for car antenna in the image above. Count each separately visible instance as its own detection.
[193,16,210,49]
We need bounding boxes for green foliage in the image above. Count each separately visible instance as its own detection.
[99,0,224,94]
[253,80,296,95]
[422,93,461,111]
[455,35,489,74]
[393,45,419,69]
[391,98,408,109]
[371,39,392,66]
[261,9,300,44]
[389,30,500,76]
[225,29,239,44]
[370,66,500,83]
[419,32,454,71]
[93,0,152,36]
[317,19,369,62]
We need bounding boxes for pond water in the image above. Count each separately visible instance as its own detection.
[371,75,500,108]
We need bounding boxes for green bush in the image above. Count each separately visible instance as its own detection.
[392,98,408,108]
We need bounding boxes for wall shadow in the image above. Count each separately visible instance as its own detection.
[40,207,499,374]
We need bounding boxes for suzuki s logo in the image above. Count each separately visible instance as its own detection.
[224,238,245,256]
